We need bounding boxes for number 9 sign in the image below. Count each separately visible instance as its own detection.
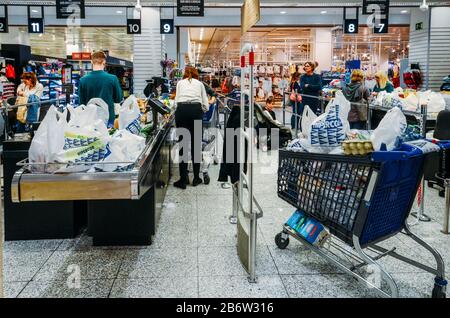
[160,19,174,34]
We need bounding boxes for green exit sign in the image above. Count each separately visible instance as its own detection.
[415,22,423,31]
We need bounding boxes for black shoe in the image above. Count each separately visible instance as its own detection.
[192,177,203,187]
[203,172,210,185]
[174,178,188,189]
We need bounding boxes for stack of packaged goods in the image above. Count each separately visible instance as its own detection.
[286,210,330,247]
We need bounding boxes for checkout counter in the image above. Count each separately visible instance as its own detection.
[3,98,174,246]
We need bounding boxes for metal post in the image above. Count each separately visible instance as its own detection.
[230,182,238,224]
[442,179,450,234]
[411,104,431,222]
[247,53,257,283]
[282,91,286,126]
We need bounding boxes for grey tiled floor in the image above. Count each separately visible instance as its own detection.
[3,147,450,298]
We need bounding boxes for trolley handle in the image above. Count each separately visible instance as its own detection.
[372,143,424,162]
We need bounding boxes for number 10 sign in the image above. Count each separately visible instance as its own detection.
[127,19,141,34]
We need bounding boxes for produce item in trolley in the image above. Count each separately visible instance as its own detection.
[342,140,374,156]
[370,107,407,151]
[309,91,351,152]
[119,95,141,135]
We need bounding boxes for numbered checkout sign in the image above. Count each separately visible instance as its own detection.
[127,19,141,34]
[344,19,359,34]
[160,19,174,34]
[374,18,389,34]
[28,18,44,34]
[0,17,8,33]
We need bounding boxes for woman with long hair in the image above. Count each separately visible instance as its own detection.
[174,66,209,189]
[373,71,394,94]
[299,61,322,115]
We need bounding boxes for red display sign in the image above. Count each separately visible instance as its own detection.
[71,52,91,60]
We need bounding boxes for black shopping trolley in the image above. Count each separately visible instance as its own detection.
[275,142,449,298]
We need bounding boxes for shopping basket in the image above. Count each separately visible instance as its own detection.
[276,143,448,298]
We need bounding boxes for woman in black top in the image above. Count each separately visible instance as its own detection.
[289,72,301,129]
[300,61,322,115]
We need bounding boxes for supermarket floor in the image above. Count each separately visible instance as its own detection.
[2,134,450,298]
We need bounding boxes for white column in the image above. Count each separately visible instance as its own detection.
[133,7,162,94]
[408,8,430,89]
[428,7,450,91]
[313,28,332,72]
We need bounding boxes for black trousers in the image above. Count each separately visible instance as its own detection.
[175,102,204,180]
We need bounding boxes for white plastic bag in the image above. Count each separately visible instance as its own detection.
[310,91,351,150]
[371,107,407,151]
[29,106,59,169]
[119,95,141,135]
[54,106,110,163]
[427,92,446,113]
[87,98,109,125]
[300,105,318,138]
[98,130,146,172]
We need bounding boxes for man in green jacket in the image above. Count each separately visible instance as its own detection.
[79,51,123,127]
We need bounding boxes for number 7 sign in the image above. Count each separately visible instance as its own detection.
[374,18,389,34]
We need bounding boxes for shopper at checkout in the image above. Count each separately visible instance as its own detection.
[342,69,370,130]
[78,51,123,127]
[14,72,44,132]
[299,61,322,115]
[372,71,394,95]
[174,66,209,189]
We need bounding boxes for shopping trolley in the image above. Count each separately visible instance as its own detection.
[275,143,449,298]
[201,101,220,184]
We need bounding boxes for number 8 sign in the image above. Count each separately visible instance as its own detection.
[344,19,359,34]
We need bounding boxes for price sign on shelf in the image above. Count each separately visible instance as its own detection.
[127,19,141,34]
[160,19,174,34]
[28,18,44,34]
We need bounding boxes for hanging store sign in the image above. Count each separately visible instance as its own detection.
[343,7,359,34]
[373,18,389,34]
[127,19,141,34]
[415,22,423,31]
[56,0,85,19]
[0,6,8,33]
[27,6,44,34]
[241,0,260,35]
[362,0,390,15]
[160,19,174,34]
[177,0,204,17]
[28,18,44,34]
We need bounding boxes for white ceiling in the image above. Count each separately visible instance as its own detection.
[1,0,450,6]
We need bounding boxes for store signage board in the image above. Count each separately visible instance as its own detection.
[362,0,390,15]
[28,18,44,34]
[344,19,359,34]
[0,17,8,33]
[71,52,91,60]
[56,0,85,19]
[127,19,141,34]
[160,19,174,34]
[241,0,260,35]
[177,0,204,17]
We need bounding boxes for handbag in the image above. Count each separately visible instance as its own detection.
[16,95,29,124]
[290,90,302,103]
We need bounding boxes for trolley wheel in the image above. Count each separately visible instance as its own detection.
[432,278,447,298]
[203,172,210,185]
[275,232,289,249]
